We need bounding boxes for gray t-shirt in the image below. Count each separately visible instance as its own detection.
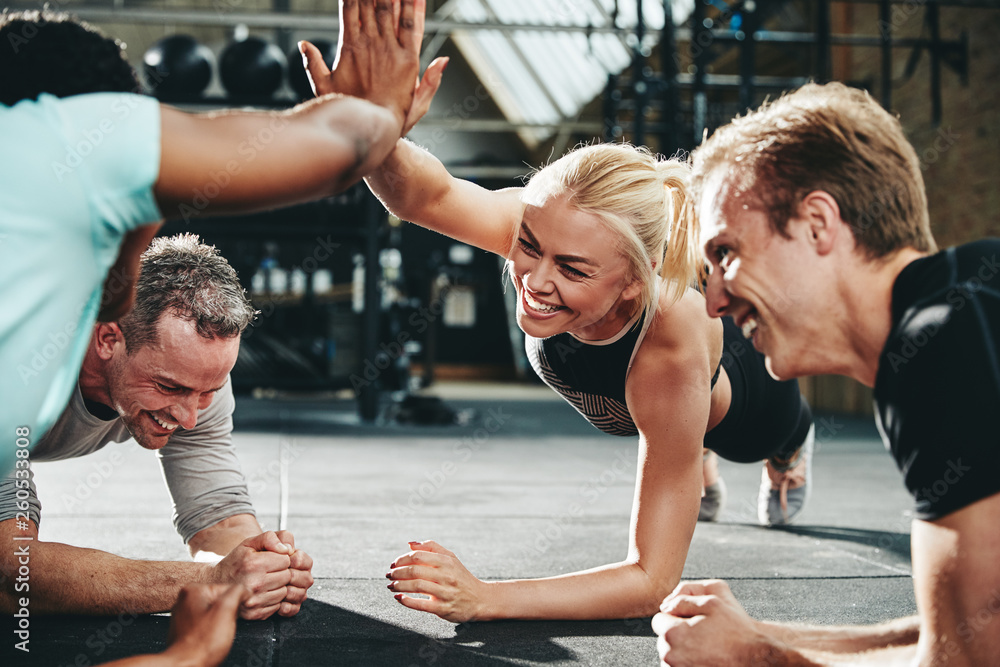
[0,378,255,543]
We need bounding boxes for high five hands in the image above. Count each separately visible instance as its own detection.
[299,0,448,136]
[386,540,491,623]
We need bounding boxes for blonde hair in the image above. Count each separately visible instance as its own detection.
[691,82,936,259]
[515,143,702,319]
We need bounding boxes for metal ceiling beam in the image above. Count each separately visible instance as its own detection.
[31,5,971,50]
[584,0,636,58]
[419,0,462,69]
[10,6,640,32]
[467,0,566,121]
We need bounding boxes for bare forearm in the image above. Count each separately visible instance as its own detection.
[313,95,404,192]
[483,561,668,621]
[2,541,209,615]
[156,94,402,218]
[364,138,521,255]
[188,514,262,561]
[723,617,921,667]
[759,616,921,655]
[652,580,920,667]
[656,625,917,667]
[364,138,452,223]
[796,644,918,666]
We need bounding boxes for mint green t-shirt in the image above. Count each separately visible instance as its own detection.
[1,93,162,474]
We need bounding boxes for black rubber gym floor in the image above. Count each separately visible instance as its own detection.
[8,384,916,666]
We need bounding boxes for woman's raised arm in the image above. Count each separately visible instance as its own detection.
[365,139,524,257]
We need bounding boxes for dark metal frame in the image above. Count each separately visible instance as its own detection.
[613,0,973,151]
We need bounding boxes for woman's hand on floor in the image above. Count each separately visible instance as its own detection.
[386,540,491,623]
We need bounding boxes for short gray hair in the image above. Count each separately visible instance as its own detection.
[119,233,257,353]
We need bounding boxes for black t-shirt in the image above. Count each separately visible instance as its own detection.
[875,239,1000,520]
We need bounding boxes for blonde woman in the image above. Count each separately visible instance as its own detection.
[302,26,812,622]
[360,140,814,621]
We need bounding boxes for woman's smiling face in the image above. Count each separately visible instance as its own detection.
[509,194,642,341]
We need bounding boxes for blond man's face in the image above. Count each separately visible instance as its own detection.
[697,171,832,381]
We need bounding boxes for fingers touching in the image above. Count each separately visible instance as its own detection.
[300,40,332,94]
[214,531,313,620]
[403,56,448,135]
[242,530,293,555]
[302,0,440,135]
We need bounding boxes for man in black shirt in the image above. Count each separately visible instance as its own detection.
[652,81,1000,666]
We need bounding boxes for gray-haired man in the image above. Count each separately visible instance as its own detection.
[1,234,312,619]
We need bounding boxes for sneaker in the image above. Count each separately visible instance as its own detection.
[699,478,727,522]
[758,424,814,526]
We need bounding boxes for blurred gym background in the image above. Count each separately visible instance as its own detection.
[15,0,999,421]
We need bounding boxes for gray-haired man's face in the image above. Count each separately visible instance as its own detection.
[107,314,238,449]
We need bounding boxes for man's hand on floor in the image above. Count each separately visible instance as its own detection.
[209,531,314,620]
